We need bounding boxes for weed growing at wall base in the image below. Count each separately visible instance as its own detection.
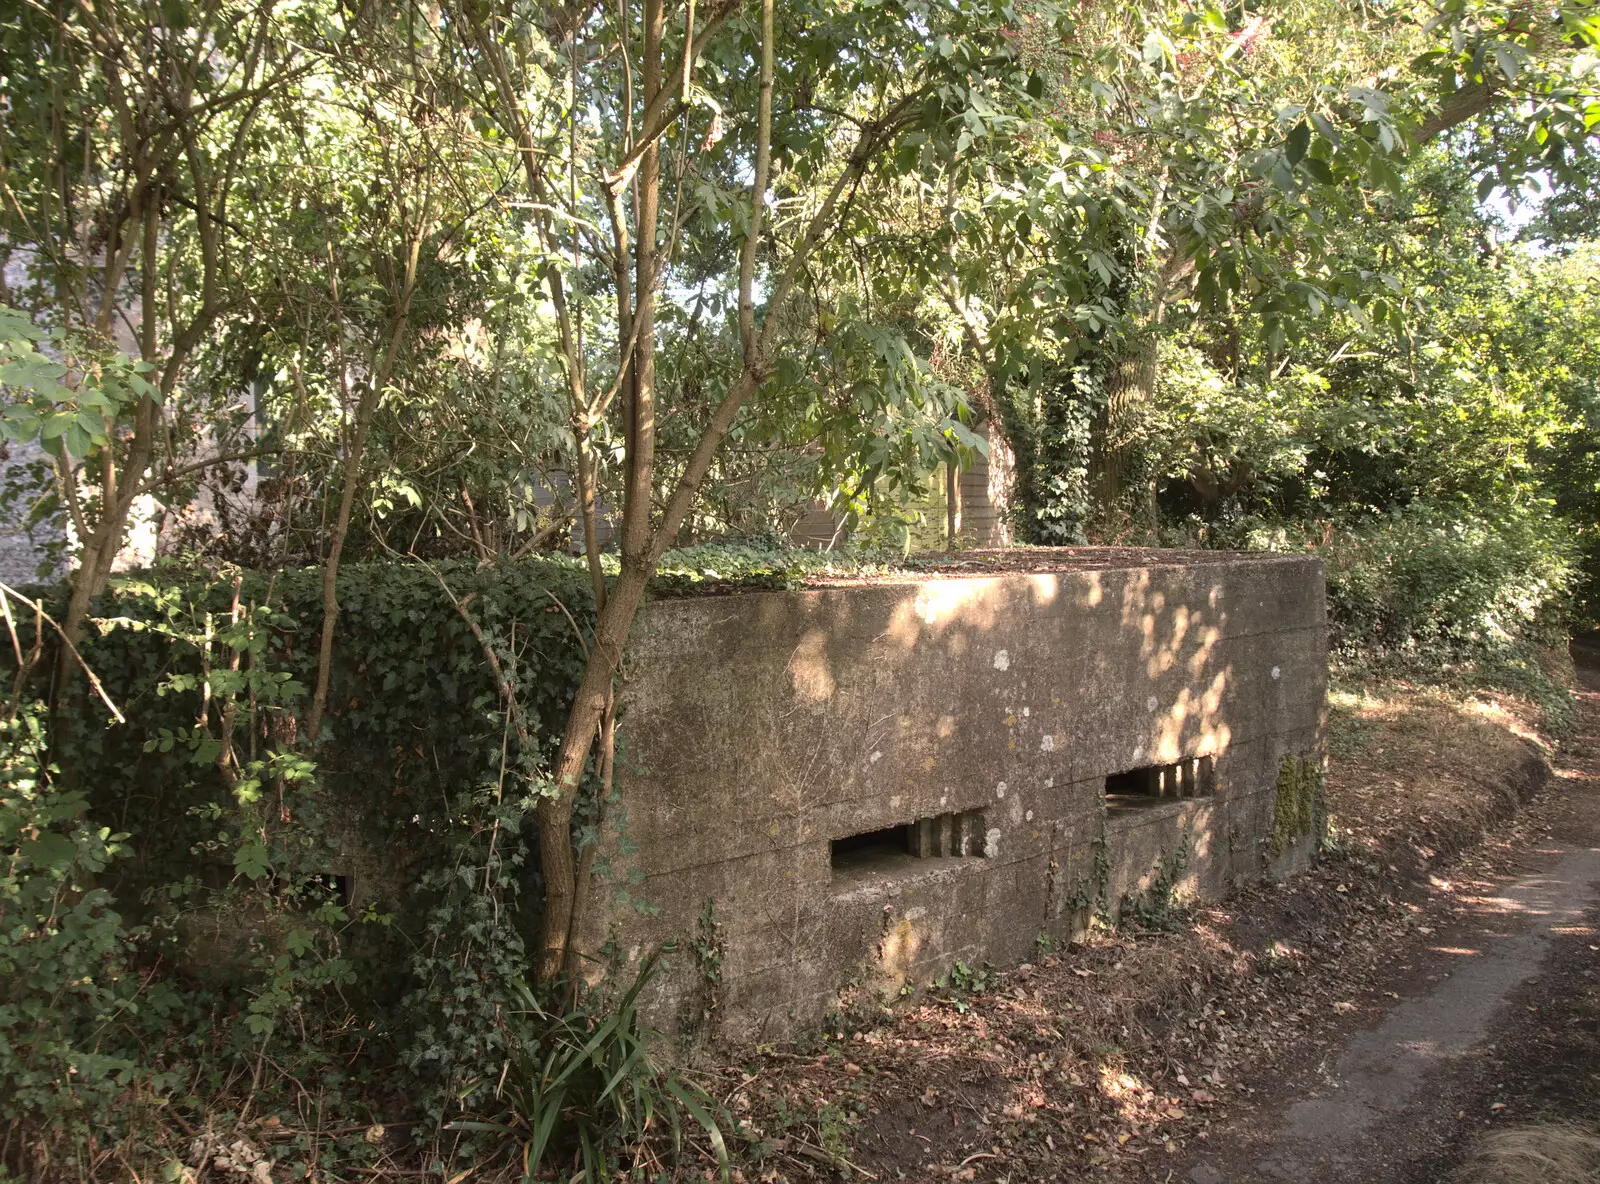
[931,960,993,1013]
[449,955,731,1181]
[1119,834,1192,931]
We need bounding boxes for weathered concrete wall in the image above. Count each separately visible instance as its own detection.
[592,551,1326,1043]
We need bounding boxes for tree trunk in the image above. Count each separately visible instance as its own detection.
[305,382,380,743]
[536,552,653,980]
[532,0,875,981]
[305,215,428,742]
[1089,333,1158,537]
[945,459,961,549]
[58,201,163,664]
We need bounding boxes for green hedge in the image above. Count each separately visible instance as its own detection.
[1321,505,1575,658]
[1163,504,1577,723]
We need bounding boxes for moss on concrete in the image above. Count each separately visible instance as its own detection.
[1270,753,1325,859]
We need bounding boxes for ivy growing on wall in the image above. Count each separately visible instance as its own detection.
[32,560,595,1124]
[1,545,894,1157]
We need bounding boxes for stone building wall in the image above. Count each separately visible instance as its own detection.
[0,439,64,585]
[590,549,1327,1042]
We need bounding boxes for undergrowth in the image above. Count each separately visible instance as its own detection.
[0,544,865,1181]
[449,955,731,1182]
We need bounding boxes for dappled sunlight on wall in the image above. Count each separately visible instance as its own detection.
[878,915,924,990]
[887,577,1004,648]
[787,628,836,702]
[606,551,1327,1040]
[1149,672,1234,765]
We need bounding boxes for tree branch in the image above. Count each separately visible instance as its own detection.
[1416,81,1501,144]
[737,0,775,362]
[0,583,124,723]
[604,0,738,188]
[138,447,279,495]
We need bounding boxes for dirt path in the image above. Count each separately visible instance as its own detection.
[734,658,1599,1184]
[1173,656,1600,1184]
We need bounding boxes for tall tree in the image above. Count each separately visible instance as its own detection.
[0,0,316,657]
[447,0,1047,976]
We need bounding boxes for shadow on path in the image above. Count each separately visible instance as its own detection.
[1179,652,1600,1184]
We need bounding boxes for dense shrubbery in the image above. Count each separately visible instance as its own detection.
[3,562,590,1173]
[1165,503,1579,722]
[1169,502,1580,728]
[1320,507,1577,724]
[1322,507,1575,660]
[0,545,898,1176]
[0,702,155,1165]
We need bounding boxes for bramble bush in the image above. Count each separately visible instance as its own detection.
[1163,501,1578,723]
[1322,505,1577,727]
[1322,505,1575,659]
